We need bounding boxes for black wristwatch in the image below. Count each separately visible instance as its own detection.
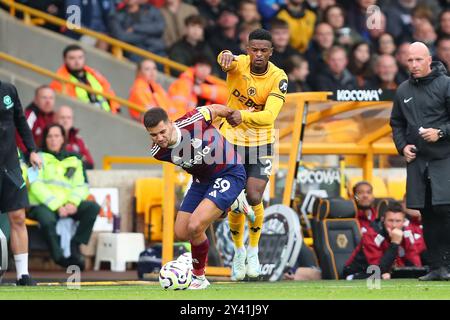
[437,128,445,139]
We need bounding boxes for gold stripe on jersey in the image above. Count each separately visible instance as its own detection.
[269,93,286,101]
[217,52,288,147]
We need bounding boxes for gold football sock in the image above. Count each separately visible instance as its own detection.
[248,202,264,248]
[228,210,245,248]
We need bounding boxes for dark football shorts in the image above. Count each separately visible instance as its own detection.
[233,144,274,182]
[179,165,246,214]
[0,166,29,213]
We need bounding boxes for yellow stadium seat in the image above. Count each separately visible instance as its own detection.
[387,177,406,201]
[348,176,389,198]
[134,178,163,241]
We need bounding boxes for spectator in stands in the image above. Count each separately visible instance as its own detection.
[313,45,358,91]
[376,33,397,56]
[238,22,261,54]
[305,23,334,78]
[55,106,95,170]
[401,194,427,258]
[438,9,450,37]
[16,85,55,154]
[346,0,376,42]
[343,201,423,280]
[64,0,114,50]
[269,18,303,70]
[310,0,336,22]
[352,181,378,233]
[168,55,227,114]
[128,59,182,121]
[50,45,120,114]
[285,55,311,93]
[160,0,199,49]
[395,42,411,83]
[27,124,100,270]
[257,0,286,28]
[411,17,437,54]
[207,7,242,59]
[365,54,400,90]
[238,0,262,26]
[276,0,317,53]
[382,0,416,43]
[322,4,361,51]
[283,239,321,280]
[18,0,65,33]
[197,0,228,29]
[168,15,218,77]
[108,0,166,62]
[435,36,450,73]
[382,1,441,41]
[367,10,387,46]
[347,41,373,88]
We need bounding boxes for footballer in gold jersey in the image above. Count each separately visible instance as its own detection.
[217,29,288,281]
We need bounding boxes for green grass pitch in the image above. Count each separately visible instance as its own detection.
[0,280,449,300]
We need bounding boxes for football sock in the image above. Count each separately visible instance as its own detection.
[14,253,29,280]
[248,202,264,248]
[228,210,245,249]
[190,238,209,276]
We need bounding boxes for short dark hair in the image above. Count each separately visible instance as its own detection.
[436,35,450,48]
[35,85,53,97]
[144,107,169,128]
[249,28,273,45]
[285,55,307,74]
[270,18,289,31]
[42,124,66,151]
[192,54,213,67]
[63,44,84,58]
[385,201,405,215]
[185,14,206,27]
[352,181,373,195]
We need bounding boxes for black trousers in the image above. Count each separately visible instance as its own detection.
[420,179,450,270]
[28,201,100,262]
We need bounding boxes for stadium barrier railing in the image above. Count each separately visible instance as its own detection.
[1,0,225,83]
[0,51,146,114]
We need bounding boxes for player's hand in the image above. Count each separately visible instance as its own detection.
[402,145,417,163]
[64,203,78,216]
[419,127,440,142]
[226,110,242,127]
[29,151,42,169]
[219,51,235,69]
[389,228,403,244]
[58,206,68,218]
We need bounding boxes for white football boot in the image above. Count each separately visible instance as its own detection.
[246,248,261,279]
[231,247,247,281]
[188,274,210,290]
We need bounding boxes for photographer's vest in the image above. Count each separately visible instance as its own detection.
[70,73,111,112]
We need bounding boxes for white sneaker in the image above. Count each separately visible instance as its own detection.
[231,190,255,223]
[246,250,261,279]
[231,247,247,281]
[188,274,210,290]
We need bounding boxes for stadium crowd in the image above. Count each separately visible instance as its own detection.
[9,0,450,121]
[0,0,443,280]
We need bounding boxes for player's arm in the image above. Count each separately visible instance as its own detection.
[234,75,288,127]
[206,104,233,121]
[217,50,238,72]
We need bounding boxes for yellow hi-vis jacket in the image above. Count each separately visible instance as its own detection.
[28,152,89,212]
